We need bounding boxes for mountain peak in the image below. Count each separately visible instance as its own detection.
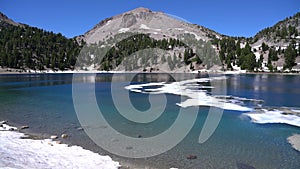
[129,7,152,13]
[81,7,221,44]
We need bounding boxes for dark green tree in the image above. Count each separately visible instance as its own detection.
[261,42,269,52]
[284,44,297,70]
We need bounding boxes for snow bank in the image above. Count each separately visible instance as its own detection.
[0,123,120,169]
[140,24,150,30]
[118,28,130,33]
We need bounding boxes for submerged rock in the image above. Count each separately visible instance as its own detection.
[186,155,197,160]
[125,146,133,150]
[236,162,256,169]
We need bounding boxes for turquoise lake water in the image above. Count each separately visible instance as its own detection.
[0,73,300,169]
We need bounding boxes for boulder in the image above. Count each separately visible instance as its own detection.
[61,134,68,139]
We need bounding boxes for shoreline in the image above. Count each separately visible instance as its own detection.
[0,119,166,169]
[0,120,121,169]
[1,68,300,76]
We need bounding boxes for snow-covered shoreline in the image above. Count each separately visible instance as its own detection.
[0,67,247,75]
[0,121,120,169]
[0,68,127,74]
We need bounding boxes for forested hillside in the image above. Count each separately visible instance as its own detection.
[210,12,300,72]
[77,33,216,72]
[0,13,81,72]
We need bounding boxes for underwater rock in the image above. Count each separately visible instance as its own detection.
[236,162,256,169]
[186,155,197,160]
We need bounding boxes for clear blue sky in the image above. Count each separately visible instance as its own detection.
[0,0,299,38]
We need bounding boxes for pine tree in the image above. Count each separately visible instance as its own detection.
[261,42,269,52]
[284,44,297,70]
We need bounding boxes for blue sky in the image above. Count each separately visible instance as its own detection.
[0,0,299,38]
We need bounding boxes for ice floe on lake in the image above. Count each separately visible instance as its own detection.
[126,77,300,128]
[244,108,300,128]
[125,77,253,112]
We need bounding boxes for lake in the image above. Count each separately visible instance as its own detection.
[0,73,300,169]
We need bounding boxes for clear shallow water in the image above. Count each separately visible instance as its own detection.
[0,73,300,169]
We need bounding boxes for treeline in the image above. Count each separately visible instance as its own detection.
[0,23,81,71]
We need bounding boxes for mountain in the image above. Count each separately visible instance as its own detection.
[0,8,299,73]
[80,7,221,44]
[0,12,21,27]
[0,12,81,72]
[78,7,300,73]
[207,12,300,72]
[250,12,300,72]
[76,7,223,72]
[253,13,300,45]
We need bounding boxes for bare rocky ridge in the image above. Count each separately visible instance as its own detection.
[0,12,21,27]
[80,7,222,45]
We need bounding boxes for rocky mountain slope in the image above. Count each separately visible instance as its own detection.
[79,7,221,44]
[0,8,300,73]
[76,7,224,72]
[78,7,300,72]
